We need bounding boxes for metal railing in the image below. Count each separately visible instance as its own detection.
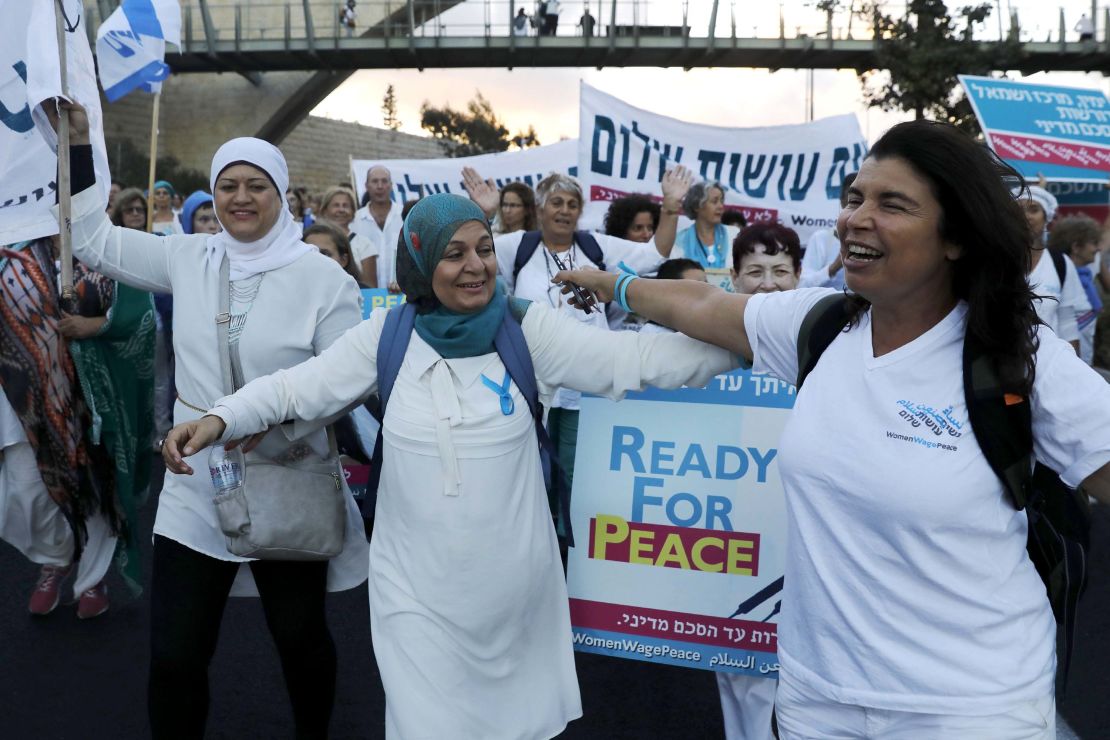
[173,1,1110,49]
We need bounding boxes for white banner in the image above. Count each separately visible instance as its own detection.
[351,139,577,204]
[566,369,792,676]
[577,83,867,241]
[1,0,110,245]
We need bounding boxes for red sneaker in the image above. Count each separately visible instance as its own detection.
[77,581,109,620]
[28,564,73,615]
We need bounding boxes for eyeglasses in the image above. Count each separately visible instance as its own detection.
[501,203,525,209]
[123,206,146,215]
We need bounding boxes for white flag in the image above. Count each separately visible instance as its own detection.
[0,0,110,245]
[96,0,181,102]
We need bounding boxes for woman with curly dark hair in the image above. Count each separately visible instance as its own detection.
[603,193,661,243]
[555,119,1110,738]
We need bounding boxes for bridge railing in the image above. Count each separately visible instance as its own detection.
[176,1,1108,49]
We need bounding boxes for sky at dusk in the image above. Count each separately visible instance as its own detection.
[310,0,1110,146]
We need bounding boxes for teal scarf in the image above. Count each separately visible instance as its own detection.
[397,193,506,358]
[677,223,729,268]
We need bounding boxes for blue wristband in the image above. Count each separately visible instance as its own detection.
[613,273,633,308]
[617,273,639,313]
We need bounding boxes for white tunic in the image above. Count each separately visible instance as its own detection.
[209,304,738,739]
[62,186,369,595]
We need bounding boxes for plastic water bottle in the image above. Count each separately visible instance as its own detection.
[209,446,244,496]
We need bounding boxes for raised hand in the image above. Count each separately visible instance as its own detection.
[461,167,500,218]
[661,165,694,211]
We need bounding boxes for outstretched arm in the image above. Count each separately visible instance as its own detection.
[554,268,754,362]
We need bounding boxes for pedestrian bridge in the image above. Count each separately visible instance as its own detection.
[165,0,1110,75]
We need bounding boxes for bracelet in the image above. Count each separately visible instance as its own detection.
[612,273,633,309]
[616,274,639,313]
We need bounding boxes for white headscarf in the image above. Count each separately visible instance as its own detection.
[1012,184,1059,223]
[205,137,313,280]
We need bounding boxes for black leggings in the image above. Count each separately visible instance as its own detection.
[147,536,336,739]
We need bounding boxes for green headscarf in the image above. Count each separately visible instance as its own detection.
[397,194,506,359]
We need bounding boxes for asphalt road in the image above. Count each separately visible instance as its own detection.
[1,458,1107,739]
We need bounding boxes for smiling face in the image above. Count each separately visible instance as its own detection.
[732,244,798,293]
[500,191,526,231]
[121,197,146,230]
[305,232,347,268]
[431,221,498,313]
[539,189,582,244]
[625,211,656,243]
[696,186,725,227]
[323,192,355,229]
[213,164,283,242]
[837,155,961,311]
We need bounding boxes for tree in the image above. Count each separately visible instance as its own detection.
[105,136,207,194]
[382,84,401,131]
[857,0,1024,135]
[420,92,540,157]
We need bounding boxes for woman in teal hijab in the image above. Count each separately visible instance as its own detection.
[150,179,180,235]
[161,192,739,739]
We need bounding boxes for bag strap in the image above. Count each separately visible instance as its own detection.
[364,303,417,516]
[216,256,337,459]
[795,293,854,389]
[574,230,607,272]
[961,332,1034,510]
[1050,248,1067,288]
[492,308,575,546]
[513,230,544,283]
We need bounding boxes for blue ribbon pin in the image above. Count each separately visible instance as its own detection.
[480,371,515,416]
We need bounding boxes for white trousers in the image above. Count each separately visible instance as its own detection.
[717,672,777,739]
[0,441,116,594]
[775,669,1055,740]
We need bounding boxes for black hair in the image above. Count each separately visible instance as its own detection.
[603,194,660,238]
[856,120,1039,394]
[720,210,748,228]
[656,258,704,280]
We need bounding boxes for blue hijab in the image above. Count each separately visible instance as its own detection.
[179,191,213,235]
[396,194,506,359]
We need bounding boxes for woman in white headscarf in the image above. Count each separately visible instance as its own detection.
[50,102,368,739]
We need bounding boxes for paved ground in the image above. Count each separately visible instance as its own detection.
[1,458,1107,738]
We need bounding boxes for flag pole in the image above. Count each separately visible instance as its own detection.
[54,0,73,300]
[146,91,161,233]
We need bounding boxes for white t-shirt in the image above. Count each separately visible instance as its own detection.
[744,287,1110,715]
[493,229,666,409]
[348,231,380,264]
[351,201,404,289]
[797,229,845,291]
[1029,249,1090,343]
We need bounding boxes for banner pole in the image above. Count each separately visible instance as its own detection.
[146,91,161,233]
[54,0,73,300]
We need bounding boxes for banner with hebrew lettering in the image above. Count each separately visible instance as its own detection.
[350,139,577,205]
[566,368,793,677]
[577,83,866,241]
[960,75,1110,183]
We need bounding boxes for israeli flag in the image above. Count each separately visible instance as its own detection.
[95,0,181,102]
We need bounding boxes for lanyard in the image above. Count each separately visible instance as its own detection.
[480,370,515,416]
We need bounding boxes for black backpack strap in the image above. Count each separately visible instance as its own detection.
[574,230,607,272]
[1049,248,1067,288]
[364,303,417,519]
[795,293,855,388]
[512,231,544,284]
[492,306,576,546]
[963,331,1090,689]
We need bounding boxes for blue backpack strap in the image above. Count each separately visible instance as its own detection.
[364,303,417,518]
[574,230,606,272]
[513,231,544,284]
[493,306,576,547]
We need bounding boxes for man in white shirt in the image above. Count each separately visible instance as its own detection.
[1015,185,1090,355]
[351,165,404,291]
